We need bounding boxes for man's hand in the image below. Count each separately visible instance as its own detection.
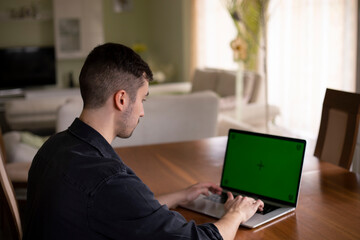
[156,182,222,209]
[214,192,264,240]
[224,192,264,222]
[180,182,223,205]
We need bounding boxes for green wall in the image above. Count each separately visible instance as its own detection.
[147,0,185,82]
[0,0,189,87]
[103,0,188,83]
[103,0,151,46]
[0,0,54,47]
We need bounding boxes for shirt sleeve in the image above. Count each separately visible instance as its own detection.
[87,171,223,240]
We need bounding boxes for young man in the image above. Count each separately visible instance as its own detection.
[23,43,263,240]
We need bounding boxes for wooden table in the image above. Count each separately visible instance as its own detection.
[7,136,360,239]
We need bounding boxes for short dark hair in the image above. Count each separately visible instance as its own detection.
[79,43,153,108]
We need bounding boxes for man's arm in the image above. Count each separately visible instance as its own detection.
[156,182,222,209]
[157,183,264,240]
[90,177,224,239]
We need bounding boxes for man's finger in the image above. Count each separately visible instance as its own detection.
[209,186,222,195]
[226,191,234,201]
[255,199,264,210]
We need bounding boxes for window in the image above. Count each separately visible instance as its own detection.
[195,0,238,70]
[195,0,357,138]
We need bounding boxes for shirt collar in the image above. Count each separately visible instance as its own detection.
[68,118,119,160]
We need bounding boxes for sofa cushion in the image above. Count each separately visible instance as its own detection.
[191,68,261,103]
[191,69,218,93]
[215,70,236,97]
[56,97,83,133]
[3,131,38,163]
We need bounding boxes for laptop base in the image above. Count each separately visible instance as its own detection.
[180,195,295,228]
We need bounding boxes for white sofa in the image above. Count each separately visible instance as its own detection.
[3,91,220,163]
[57,91,219,148]
[3,84,192,132]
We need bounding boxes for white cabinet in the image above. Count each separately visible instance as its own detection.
[53,0,103,59]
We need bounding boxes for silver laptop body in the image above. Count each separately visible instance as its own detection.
[181,129,306,228]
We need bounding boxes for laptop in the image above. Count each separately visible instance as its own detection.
[180,129,306,228]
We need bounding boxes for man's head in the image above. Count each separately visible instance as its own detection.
[79,43,153,109]
[79,43,153,139]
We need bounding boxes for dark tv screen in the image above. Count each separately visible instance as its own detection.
[0,46,56,89]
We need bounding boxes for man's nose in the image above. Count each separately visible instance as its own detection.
[140,107,145,117]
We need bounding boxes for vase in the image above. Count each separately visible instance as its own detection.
[235,61,244,121]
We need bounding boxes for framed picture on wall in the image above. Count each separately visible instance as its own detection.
[59,18,80,52]
[113,0,133,13]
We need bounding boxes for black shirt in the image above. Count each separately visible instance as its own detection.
[23,118,222,239]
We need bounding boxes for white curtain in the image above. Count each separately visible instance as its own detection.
[195,0,238,71]
[195,0,357,138]
[267,0,357,138]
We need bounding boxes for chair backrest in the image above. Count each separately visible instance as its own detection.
[0,129,22,239]
[0,128,7,164]
[314,88,360,169]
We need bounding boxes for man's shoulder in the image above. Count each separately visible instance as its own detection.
[63,153,129,195]
[33,130,129,195]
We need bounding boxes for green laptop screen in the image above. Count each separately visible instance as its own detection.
[221,130,305,205]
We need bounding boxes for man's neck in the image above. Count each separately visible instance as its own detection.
[79,108,116,144]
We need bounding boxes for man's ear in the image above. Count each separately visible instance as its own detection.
[114,90,127,111]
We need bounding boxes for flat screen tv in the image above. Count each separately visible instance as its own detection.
[0,46,56,90]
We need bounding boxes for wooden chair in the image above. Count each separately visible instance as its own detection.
[314,88,360,169]
[0,136,22,240]
[0,128,7,164]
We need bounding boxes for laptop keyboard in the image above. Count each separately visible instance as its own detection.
[205,192,280,215]
[205,192,228,203]
[257,204,280,215]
